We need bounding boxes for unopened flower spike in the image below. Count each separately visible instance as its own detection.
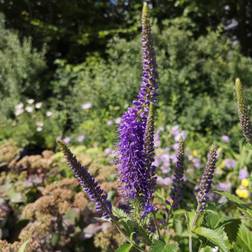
[196,145,218,212]
[143,102,157,214]
[170,138,185,209]
[235,78,252,144]
[58,140,112,219]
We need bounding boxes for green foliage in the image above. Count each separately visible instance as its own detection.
[50,17,252,148]
[0,13,47,117]
[193,227,230,252]
[150,240,179,252]
[115,243,133,252]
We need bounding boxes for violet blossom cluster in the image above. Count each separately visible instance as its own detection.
[58,141,112,219]
[118,2,158,214]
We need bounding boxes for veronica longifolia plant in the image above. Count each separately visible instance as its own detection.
[59,3,252,251]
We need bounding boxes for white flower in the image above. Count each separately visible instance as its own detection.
[63,137,71,144]
[77,135,85,143]
[15,103,24,110]
[107,120,113,126]
[81,102,92,110]
[27,99,34,104]
[15,107,24,116]
[36,121,44,127]
[46,111,53,117]
[35,102,42,109]
[36,127,43,132]
[114,117,121,124]
[25,106,33,113]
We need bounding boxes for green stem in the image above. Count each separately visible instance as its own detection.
[189,233,193,252]
[152,212,161,239]
[188,207,201,252]
[113,222,144,252]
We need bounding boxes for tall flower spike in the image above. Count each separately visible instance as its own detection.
[137,1,158,109]
[196,146,217,212]
[58,141,112,219]
[118,2,158,213]
[170,138,185,209]
[235,78,252,144]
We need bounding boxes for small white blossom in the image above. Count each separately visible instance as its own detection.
[36,121,44,127]
[15,103,24,110]
[46,111,53,117]
[81,102,92,110]
[107,120,113,126]
[36,127,43,132]
[114,117,121,124]
[27,99,34,104]
[25,106,34,113]
[35,102,42,109]
[15,108,24,116]
[63,137,71,144]
[77,135,85,143]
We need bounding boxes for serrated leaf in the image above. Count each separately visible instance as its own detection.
[235,224,252,251]
[113,207,129,220]
[18,240,30,252]
[150,240,179,252]
[214,191,252,209]
[204,210,223,229]
[115,243,133,252]
[193,227,230,252]
[220,218,241,243]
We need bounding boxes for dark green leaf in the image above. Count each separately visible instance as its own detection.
[220,218,241,243]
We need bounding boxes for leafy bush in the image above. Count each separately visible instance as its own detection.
[0,13,47,119]
[50,17,252,149]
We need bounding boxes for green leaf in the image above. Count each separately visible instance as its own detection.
[235,224,252,251]
[214,191,252,209]
[150,240,179,252]
[113,207,129,220]
[115,243,133,252]
[204,210,223,229]
[220,218,241,243]
[18,240,30,252]
[193,227,230,252]
[199,246,214,252]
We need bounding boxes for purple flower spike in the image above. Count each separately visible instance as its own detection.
[118,2,158,214]
[58,141,112,219]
